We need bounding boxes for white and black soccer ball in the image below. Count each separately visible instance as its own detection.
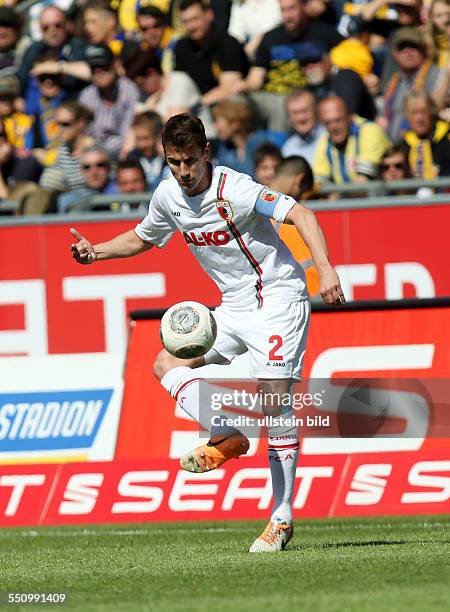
[160,301,217,359]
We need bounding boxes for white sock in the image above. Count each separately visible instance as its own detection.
[267,411,299,524]
[160,366,241,438]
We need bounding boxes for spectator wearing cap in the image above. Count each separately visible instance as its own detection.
[79,44,140,159]
[233,0,342,132]
[281,89,326,165]
[57,144,117,212]
[400,91,450,178]
[313,95,390,186]
[17,6,90,104]
[0,7,29,72]
[0,76,32,150]
[383,27,448,141]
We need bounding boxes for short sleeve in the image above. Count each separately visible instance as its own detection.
[135,188,175,248]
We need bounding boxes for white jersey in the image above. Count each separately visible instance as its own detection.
[135,165,308,310]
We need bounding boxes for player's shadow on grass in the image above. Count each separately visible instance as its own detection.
[288,539,416,551]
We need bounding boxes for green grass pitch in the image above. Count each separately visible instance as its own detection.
[1,515,450,612]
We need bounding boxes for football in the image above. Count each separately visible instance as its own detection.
[160,301,217,358]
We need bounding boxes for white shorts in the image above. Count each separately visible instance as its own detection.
[204,299,310,380]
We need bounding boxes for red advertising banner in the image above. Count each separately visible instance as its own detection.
[1,202,449,355]
[1,452,450,527]
[115,303,450,462]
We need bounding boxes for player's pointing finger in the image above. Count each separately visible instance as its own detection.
[70,227,84,241]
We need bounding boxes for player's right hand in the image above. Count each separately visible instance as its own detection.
[70,227,97,265]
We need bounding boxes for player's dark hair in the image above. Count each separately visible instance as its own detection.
[277,156,314,195]
[179,0,208,12]
[162,113,207,152]
[254,142,282,168]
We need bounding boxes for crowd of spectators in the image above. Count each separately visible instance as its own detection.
[0,0,448,213]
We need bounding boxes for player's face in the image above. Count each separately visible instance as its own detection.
[165,143,211,196]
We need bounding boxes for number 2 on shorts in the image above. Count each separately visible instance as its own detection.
[269,335,284,361]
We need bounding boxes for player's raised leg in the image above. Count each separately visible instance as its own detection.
[153,348,249,472]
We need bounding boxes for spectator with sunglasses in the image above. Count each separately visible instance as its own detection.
[57,144,117,213]
[22,101,96,214]
[379,145,411,180]
[378,144,419,196]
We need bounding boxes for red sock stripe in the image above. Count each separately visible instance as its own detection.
[268,442,300,451]
[174,378,202,402]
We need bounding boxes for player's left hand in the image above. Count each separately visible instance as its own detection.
[319,266,346,306]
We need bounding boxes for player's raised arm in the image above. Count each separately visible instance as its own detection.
[70,227,153,265]
[284,204,345,305]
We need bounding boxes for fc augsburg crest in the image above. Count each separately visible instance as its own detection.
[216,200,234,221]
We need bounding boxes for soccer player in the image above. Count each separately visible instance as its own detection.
[70,113,345,552]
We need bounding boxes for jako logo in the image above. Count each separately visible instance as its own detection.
[183,231,230,246]
[0,389,113,451]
